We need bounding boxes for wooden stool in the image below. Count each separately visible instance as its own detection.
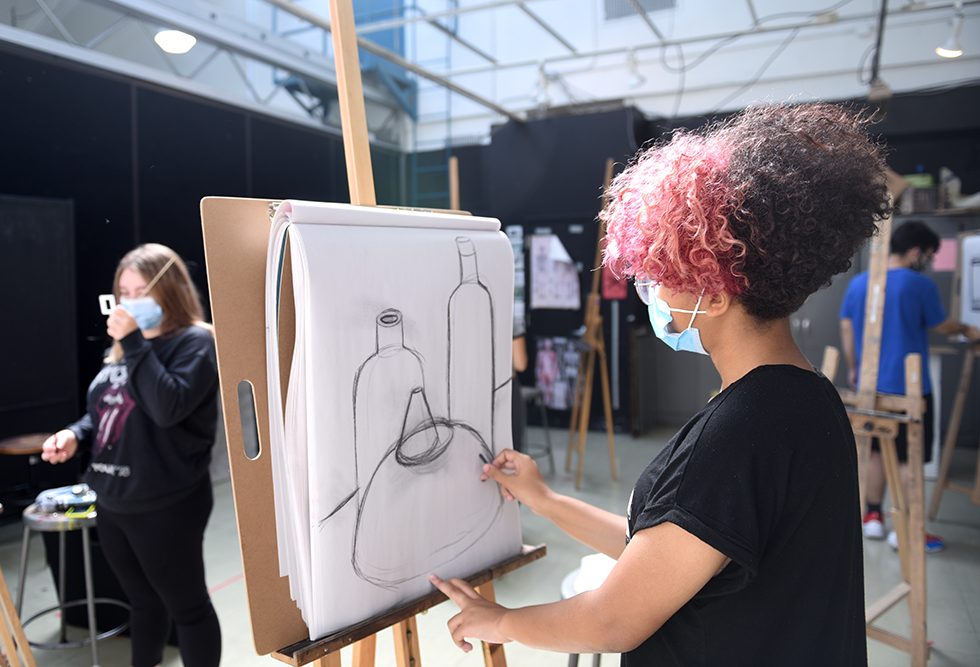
[0,436,46,510]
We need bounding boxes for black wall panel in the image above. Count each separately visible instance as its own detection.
[0,50,133,409]
[136,88,249,315]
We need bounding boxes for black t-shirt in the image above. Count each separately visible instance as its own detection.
[67,326,218,513]
[624,365,866,667]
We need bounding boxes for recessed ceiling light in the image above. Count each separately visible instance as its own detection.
[154,29,197,55]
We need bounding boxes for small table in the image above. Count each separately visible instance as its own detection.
[15,503,129,667]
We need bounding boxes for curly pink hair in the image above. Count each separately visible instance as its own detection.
[601,131,748,296]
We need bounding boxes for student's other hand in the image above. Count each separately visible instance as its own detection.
[966,325,980,342]
[106,305,138,341]
[429,575,509,652]
[41,430,78,464]
[481,449,551,514]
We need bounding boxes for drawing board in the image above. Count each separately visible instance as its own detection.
[957,231,980,330]
[265,201,523,639]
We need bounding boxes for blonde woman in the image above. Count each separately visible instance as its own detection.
[42,243,221,667]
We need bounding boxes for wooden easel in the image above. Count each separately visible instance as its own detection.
[0,505,36,667]
[200,2,545,667]
[831,214,928,666]
[565,158,618,490]
[929,229,980,519]
[928,342,980,517]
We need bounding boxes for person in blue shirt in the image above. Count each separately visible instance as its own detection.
[840,220,980,552]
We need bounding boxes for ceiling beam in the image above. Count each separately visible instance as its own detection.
[516,1,577,53]
[355,1,521,35]
[627,0,665,42]
[264,0,522,121]
[448,0,980,77]
[90,0,391,106]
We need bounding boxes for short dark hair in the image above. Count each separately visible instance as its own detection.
[890,221,940,255]
[603,103,891,320]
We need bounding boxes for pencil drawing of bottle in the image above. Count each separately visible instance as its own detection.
[351,304,502,589]
[352,309,425,497]
[448,236,495,448]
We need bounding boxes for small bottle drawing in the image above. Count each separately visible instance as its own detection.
[353,309,426,493]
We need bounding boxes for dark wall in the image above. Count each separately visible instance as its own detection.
[0,46,400,422]
[453,108,643,431]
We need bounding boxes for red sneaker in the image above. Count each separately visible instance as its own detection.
[863,511,885,539]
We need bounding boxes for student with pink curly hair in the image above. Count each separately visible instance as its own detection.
[431,103,889,665]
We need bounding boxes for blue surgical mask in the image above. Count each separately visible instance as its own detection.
[647,290,709,355]
[120,297,163,331]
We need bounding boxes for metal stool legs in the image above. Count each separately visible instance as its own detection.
[81,527,99,666]
[15,526,29,617]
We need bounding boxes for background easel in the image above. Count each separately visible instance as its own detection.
[199,2,545,666]
[565,158,618,490]
[829,213,929,666]
[0,505,36,667]
[928,342,980,517]
[929,229,980,519]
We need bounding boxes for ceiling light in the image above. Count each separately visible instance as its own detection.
[935,2,964,58]
[868,77,892,102]
[154,29,197,55]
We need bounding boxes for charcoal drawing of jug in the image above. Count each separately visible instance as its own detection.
[351,299,503,589]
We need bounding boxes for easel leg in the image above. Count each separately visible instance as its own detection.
[575,350,597,489]
[596,346,617,482]
[880,437,909,581]
[352,636,377,667]
[929,347,974,519]
[0,568,35,667]
[855,434,871,519]
[906,356,928,667]
[312,653,342,667]
[475,583,507,667]
[393,616,421,667]
[566,352,587,473]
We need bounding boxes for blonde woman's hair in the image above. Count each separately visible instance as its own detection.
[104,243,213,364]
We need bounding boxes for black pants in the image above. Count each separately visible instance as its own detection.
[97,480,221,667]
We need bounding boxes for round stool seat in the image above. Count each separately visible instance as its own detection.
[21,503,97,532]
[0,433,47,456]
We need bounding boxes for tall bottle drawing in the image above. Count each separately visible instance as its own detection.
[447,237,495,449]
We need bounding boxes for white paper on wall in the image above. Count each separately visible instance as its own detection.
[530,234,581,310]
[961,234,980,330]
[265,201,524,639]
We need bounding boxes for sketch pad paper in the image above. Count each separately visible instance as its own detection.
[265,201,523,639]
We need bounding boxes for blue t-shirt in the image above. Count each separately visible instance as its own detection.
[839,268,946,395]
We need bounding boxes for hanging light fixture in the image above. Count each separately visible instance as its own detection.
[154,29,197,55]
[935,0,964,58]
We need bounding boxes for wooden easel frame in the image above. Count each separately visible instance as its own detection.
[199,2,545,666]
[929,229,980,518]
[565,158,618,489]
[0,507,36,667]
[830,213,928,666]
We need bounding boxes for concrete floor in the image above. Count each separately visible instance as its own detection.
[2,427,979,666]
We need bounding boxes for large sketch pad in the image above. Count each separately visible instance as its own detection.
[265,201,523,639]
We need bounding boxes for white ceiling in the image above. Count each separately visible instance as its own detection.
[2,0,978,149]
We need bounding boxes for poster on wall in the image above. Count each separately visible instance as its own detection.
[265,201,523,639]
[959,232,980,330]
[530,234,581,310]
[535,336,582,410]
[506,225,527,329]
